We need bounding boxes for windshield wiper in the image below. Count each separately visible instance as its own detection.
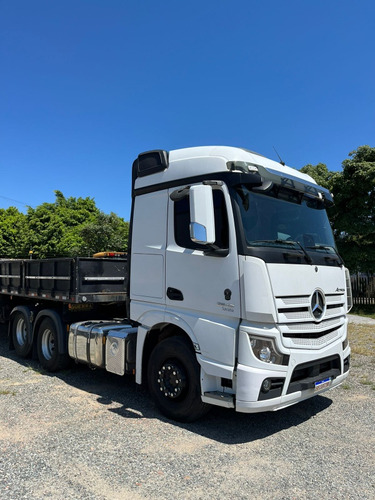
[279,240,313,264]
[306,245,344,266]
[250,239,313,264]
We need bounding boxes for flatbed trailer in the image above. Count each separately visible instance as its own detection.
[0,257,129,371]
[0,257,128,303]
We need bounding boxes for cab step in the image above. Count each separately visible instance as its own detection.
[202,391,235,408]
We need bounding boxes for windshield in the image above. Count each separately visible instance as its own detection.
[233,184,338,263]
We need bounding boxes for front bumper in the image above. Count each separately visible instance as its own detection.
[235,358,349,413]
[232,318,350,413]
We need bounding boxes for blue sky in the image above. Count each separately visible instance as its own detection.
[1,0,374,220]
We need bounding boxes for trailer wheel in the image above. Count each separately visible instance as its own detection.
[148,336,210,422]
[11,311,32,358]
[36,318,69,372]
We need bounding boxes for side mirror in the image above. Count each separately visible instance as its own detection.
[189,185,216,245]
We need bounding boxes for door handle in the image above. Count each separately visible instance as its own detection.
[167,287,184,301]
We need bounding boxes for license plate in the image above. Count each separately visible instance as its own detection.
[314,377,332,392]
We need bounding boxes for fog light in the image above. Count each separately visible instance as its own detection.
[262,379,272,393]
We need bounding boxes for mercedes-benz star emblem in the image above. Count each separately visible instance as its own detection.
[311,290,325,321]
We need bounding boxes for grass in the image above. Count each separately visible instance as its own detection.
[350,305,375,319]
[359,377,375,390]
[23,364,46,375]
[0,389,16,396]
[348,323,375,357]
[346,323,375,392]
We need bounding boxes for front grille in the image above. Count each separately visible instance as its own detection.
[286,328,340,347]
[276,293,345,349]
[285,318,341,331]
[283,325,339,339]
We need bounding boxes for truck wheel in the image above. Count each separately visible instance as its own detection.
[11,311,32,358]
[148,336,210,422]
[36,318,69,372]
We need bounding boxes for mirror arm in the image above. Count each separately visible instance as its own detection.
[170,186,190,201]
[204,244,229,257]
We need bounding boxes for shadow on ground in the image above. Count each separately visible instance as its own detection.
[0,326,332,445]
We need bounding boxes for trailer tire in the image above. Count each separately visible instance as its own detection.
[148,336,210,422]
[36,317,69,372]
[11,310,32,358]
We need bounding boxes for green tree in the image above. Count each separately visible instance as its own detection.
[301,146,375,273]
[330,146,375,273]
[79,212,129,256]
[0,207,28,257]
[0,191,129,259]
[26,191,99,258]
[300,162,337,191]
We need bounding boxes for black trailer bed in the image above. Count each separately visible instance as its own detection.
[0,257,128,304]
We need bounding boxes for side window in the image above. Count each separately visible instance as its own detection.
[174,189,229,250]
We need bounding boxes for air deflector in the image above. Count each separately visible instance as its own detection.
[133,150,169,178]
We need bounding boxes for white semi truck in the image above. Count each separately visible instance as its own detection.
[0,146,352,421]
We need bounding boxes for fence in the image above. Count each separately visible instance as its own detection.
[350,274,375,305]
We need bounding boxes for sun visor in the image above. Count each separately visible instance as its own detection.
[256,164,333,204]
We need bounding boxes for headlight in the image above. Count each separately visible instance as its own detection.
[248,335,289,366]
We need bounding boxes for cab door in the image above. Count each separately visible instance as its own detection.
[165,183,240,367]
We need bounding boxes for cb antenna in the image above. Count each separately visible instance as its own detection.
[273,146,285,166]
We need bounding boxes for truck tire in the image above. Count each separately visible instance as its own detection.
[147,336,210,422]
[36,317,69,372]
[11,310,32,358]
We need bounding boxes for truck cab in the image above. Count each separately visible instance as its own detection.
[129,146,351,420]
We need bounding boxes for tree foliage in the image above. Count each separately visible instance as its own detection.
[79,212,129,256]
[300,162,337,191]
[0,191,129,259]
[0,207,28,257]
[331,146,375,273]
[27,191,99,257]
[301,145,375,273]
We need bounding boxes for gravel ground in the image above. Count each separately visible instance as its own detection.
[0,322,374,500]
[348,314,375,325]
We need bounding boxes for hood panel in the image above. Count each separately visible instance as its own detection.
[267,263,345,298]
